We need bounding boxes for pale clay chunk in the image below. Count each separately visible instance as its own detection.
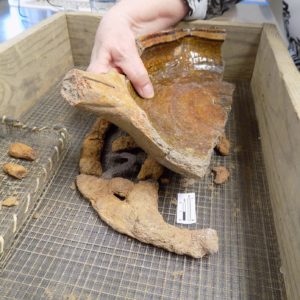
[137,157,164,181]
[3,163,28,179]
[8,143,37,161]
[215,135,230,156]
[212,166,230,184]
[111,135,138,152]
[2,197,19,207]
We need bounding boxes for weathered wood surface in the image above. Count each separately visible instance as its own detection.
[0,13,73,117]
[251,24,300,300]
[66,12,100,67]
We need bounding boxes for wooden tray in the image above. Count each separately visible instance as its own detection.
[0,12,299,299]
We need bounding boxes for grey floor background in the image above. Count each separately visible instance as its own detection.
[0,79,286,299]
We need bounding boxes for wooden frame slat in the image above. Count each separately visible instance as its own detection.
[251,23,300,300]
[66,12,100,67]
[0,13,73,117]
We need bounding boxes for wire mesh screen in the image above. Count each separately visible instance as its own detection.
[0,118,69,257]
[0,78,286,299]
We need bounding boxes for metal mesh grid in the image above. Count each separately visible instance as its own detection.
[0,118,69,257]
[0,78,286,299]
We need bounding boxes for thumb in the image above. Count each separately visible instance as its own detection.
[118,48,154,99]
[87,48,111,73]
[87,62,109,73]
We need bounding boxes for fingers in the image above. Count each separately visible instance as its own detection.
[87,26,154,99]
[87,60,108,74]
[88,46,154,99]
[87,61,109,73]
[117,49,154,99]
[87,48,110,73]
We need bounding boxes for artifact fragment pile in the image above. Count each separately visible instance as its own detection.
[61,28,235,258]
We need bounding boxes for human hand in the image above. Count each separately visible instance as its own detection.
[87,0,188,99]
[87,9,154,98]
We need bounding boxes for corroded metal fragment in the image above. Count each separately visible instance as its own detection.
[77,174,218,258]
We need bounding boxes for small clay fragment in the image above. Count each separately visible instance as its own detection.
[8,143,37,161]
[3,163,28,179]
[76,174,218,258]
[2,197,19,207]
[170,197,177,206]
[180,177,196,188]
[137,157,164,180]
[79,118,111,176]
[160,178,170,185]
[212,166,230,184]
[112,135,138,152]
[215,135,230,156]
[33,212,41,219]
[172,271,184,278]
[69,182,76,190]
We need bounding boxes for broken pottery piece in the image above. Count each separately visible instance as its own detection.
[215,135,230,156]
[62,28,235,178]
[77,174,218,258]
[212,166,230,184]
[111,135,139,152]
[3,162,28,179]
[137,156,164,181]
[9,143,37,161]
[2,197,19,207]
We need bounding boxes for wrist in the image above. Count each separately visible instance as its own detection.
[108,0,188,37]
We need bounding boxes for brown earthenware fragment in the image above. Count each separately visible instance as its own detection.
[62,28,234,178]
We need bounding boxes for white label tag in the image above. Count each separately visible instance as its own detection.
[176,193,196,224]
